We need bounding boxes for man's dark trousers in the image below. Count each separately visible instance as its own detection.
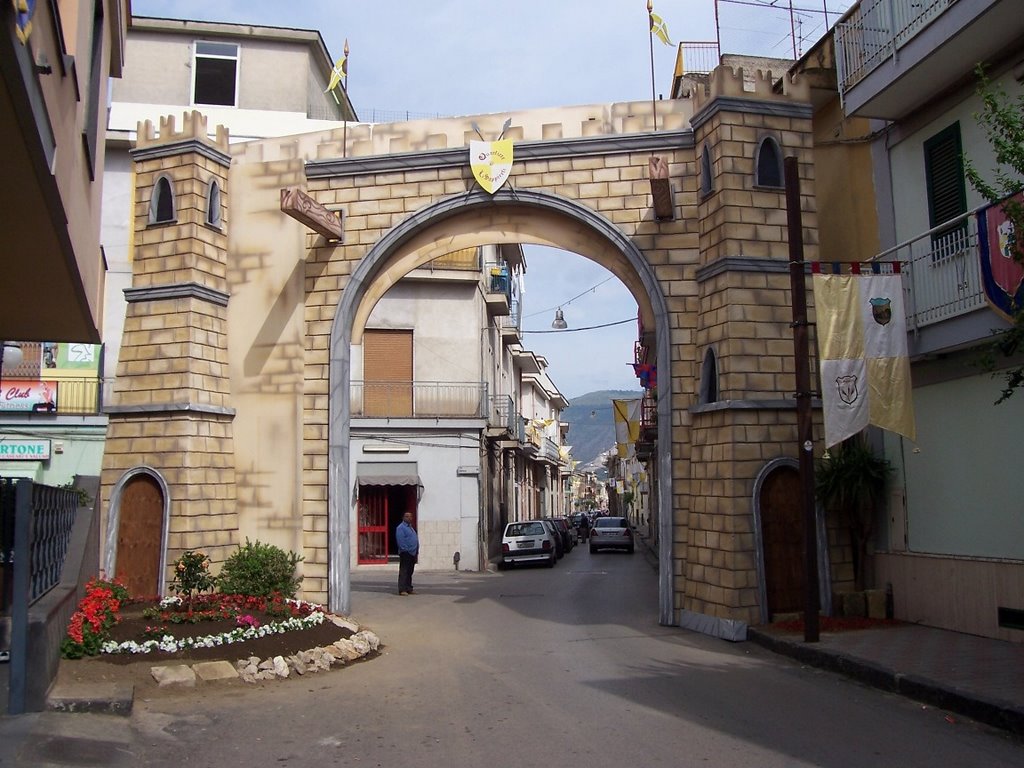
[399,552,416,594]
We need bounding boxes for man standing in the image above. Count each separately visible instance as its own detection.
[396,511,419,596]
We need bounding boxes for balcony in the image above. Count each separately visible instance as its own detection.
[484,267,511,316]
[0,376,103,416]
[486,395,522,443]
[834,0,1024,119]
[351,381,487,419]
[870,204,1013,357]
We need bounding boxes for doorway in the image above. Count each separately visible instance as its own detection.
[357,484,417,564]
[114,473,165,597]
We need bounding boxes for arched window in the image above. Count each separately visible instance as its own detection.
[149,175,176,224]
[699,347,719,405]
[206,179,222,228]
[755,136,783,188]
[700,144,713,197]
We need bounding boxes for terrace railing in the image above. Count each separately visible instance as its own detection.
[351,380,487,418]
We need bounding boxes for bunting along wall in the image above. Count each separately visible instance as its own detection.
[811,264,916,448]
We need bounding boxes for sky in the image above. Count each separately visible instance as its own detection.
[132,0,853,399]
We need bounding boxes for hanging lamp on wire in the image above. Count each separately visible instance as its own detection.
[551,308,568,330]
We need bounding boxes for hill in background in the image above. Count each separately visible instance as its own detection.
[561,390,643,469]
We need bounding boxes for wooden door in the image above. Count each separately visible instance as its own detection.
[114,474,164,598]
[760,466,804,617]
[364,329,413,416]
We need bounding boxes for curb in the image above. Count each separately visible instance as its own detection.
[747,628,1024,737]
[46,682,134,716]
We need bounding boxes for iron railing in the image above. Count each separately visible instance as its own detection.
[835,0,951,95]
[351,381,488,418]
[489,395,523,439]
[1,479,79,616]
[676,41,720,76]
[872,205,989,332]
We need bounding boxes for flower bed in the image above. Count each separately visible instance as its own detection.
[61,581,340,662]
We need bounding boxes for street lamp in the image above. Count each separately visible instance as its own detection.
[551,308,567,330]
[1,341,23,373]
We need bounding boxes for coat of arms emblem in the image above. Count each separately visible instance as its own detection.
[470,140,513,194]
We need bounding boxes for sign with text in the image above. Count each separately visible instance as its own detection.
[0,439,51,460]
[0,380,58,412]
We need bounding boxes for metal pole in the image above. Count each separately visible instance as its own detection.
[8,479,32,714]
[784,156,820,643]
[647,0,658,132]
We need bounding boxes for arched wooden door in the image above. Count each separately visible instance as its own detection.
[760,465,803,617]
[114,474,165,598]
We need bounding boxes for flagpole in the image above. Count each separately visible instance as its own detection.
[785,155,820,644]
[647,0,658,132]
[343,38,349,159]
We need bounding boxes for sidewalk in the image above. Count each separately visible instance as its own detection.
[632,527,1024,738]
[748,622,1024,736]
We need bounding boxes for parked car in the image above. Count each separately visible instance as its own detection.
[589,516,634,553]
[500,520,557,568]
[543,519,565,558]
[545,517,574,552]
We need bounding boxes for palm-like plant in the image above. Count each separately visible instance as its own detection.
[815,436,893,592]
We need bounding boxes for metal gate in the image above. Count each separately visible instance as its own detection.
[357,487,389,564]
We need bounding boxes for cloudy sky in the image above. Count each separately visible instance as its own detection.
[133,0,851,398]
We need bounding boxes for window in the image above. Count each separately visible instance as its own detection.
[755,137,783,188]
[206,179,222,228]
[700,144,713,197]
[924,122,967,257]
[149,175,176,225]
[699,347,719,405]
[193,41,238,106]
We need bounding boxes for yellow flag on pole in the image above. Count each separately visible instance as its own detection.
[649,8,672,46]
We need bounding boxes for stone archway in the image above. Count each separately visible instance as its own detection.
[328,187,674,622]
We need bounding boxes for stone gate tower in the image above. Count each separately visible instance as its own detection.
[101,112,239,590]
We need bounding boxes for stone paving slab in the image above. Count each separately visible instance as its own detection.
[192,660,239,681]
[150,664,196,687]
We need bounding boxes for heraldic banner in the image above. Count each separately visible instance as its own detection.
[812,270,916,448]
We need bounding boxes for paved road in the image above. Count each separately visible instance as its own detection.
[7,546,1024,766]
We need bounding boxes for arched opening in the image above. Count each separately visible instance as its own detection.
[328,188,674,623]
[104,466,171,597]
[752,458,832,623]
[149,175,176,224]
[206,178,222,228]
[699,347,719,404]
[755,136,783,189]
[700,144,713,197]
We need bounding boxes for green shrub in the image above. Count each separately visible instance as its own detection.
[217,539,303,598]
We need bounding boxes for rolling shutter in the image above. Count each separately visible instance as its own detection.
[364,329,413,416]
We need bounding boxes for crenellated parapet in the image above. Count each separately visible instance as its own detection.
[136,109,230,155]
[681,62,811,115]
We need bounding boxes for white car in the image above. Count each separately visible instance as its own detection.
[589,516,635,553]
[500,520,558,568]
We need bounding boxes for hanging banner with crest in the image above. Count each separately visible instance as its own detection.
[470,140,513,194]
[977,192,1024,321]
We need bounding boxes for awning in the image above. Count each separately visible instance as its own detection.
[355,461,421,488]
[357,473,421,487]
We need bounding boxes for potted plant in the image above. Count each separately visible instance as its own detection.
[814,435,893,593]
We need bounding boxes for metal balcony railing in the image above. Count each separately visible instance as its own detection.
[835,0,951,95]
[351,380,487,418]
[872,205,989,332]
[488,395,523,438]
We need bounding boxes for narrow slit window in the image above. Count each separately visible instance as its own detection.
[206,179,222,228]
[149,176,176,225]
[755,137,783,188]
[700,144,713,197]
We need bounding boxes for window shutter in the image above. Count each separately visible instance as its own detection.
[924,123,966,228]
[364,330,413,416]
